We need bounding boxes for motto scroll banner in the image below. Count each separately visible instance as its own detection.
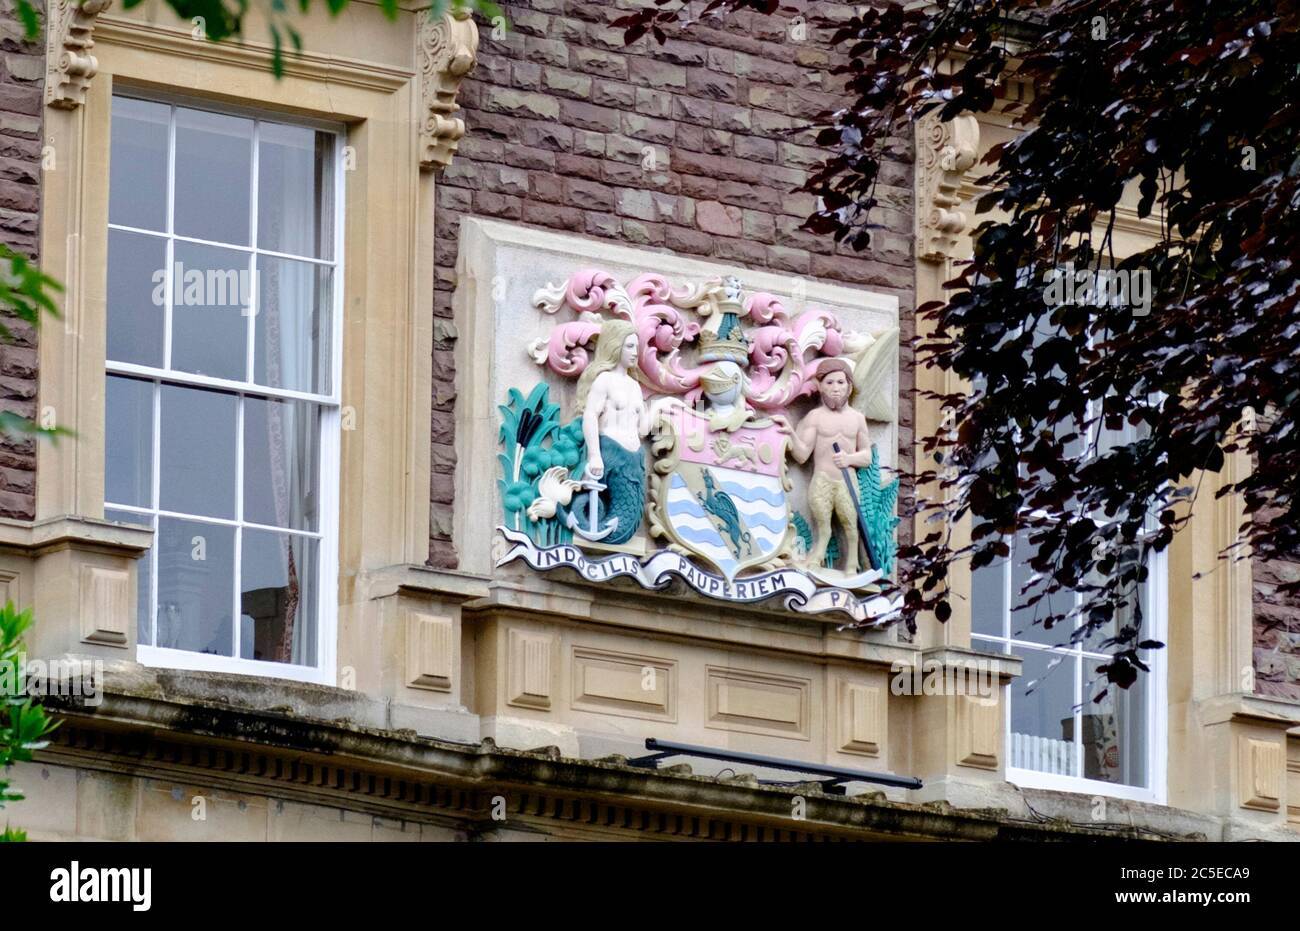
[495,528,901,625]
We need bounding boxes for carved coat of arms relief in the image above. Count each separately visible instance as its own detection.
[494,269,902,624]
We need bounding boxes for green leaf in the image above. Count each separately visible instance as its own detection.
[472,0,503,25]
[0,601,55,836]
[14,0,38,41]
[0,411,74,444]
[270,24,285,78]
[0,245,63,330]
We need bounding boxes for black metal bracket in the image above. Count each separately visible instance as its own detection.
[625,738,923,791]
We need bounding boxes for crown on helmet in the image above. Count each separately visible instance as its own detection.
[698,275,751,365]
[698,328,750,365]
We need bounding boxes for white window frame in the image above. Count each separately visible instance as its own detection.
[104,91,344,686]
[970,390,1169,804]
[974,542,1167,805]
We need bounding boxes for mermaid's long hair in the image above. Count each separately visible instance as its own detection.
[575,319,638,411]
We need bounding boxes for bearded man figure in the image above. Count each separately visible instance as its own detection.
[775,358,874,574]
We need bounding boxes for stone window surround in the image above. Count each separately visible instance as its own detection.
[21,3,484,693]
[104,93,346,682]
[913,101,1300,822]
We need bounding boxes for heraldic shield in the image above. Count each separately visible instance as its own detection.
[650,407,793,582]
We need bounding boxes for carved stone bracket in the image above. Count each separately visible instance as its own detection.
[418,9,479,171]
[45,0,112,109]
[914,112,980,262]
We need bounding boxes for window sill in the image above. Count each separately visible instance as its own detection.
[1197,692,1300,729]
[0,515,153,557]
[1007,766,1165,805]
[137,645,334,687]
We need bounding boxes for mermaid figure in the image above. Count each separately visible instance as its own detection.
[564,319,648,545]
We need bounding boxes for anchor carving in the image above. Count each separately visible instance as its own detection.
[566,473,618,542]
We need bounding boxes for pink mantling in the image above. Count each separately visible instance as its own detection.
[747,308,846,410]
[534,269,849,408]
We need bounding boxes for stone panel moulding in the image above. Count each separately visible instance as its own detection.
[495,269,903,624]
[458,219,903,626]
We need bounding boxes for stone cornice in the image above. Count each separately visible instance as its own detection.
[49,5,480,172]
[36,670,1178,841]
[1198,692,1300,729]
[361,563,491,602]
[919,646,1024,685]
[93,17,413,92]
[0,514,153,557]
[467,576,917,670]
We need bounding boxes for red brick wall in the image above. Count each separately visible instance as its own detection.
[0,2,42,520]
[430,0,916,567]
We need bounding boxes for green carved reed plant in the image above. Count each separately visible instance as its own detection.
[857,445,900,576]
[498,383,586,547]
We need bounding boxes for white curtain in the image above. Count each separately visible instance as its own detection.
[252,126,326,665]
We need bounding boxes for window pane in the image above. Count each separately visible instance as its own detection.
[254,256,331,394]
[108,509,153,646]
[106,229,166,367]
[1079,546,1149,651]
[1083,658,1148,786]
[257,123,333,259]
[160,384,237,519]
[105,375,153,507]
[170,240,251,380]
[1096,406,1150,455]
[107,101,336,673]
[971,636,1006,654]
[240,528,318,665]
[155,517,235,657]
[971,555,1006,638]
[174,107,252,245]
[109,97,169,231]
[1009,530,1077,646]
[1008,647,1079,777]
[243,396,320,531]
[105,508,152,528]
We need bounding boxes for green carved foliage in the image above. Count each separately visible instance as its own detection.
[856,444,900,575]
[792,511,839,569]
[792,512,813,552]
[498,383,585,545]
